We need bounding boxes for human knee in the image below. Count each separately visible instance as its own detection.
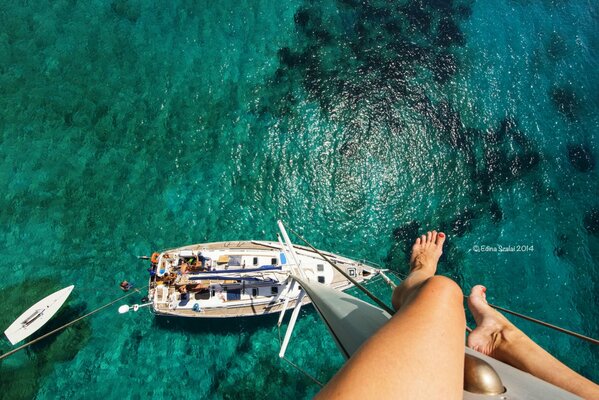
[424,276,463,303]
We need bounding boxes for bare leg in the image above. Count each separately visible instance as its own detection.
[467,285,599,399]
[316,231,465,400]
[391,230,445,310]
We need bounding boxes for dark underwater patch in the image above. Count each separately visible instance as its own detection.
[64,112,74,127]
[278,47,304,69]
[430,52,459,83]
[431,101,468,150]
[110,0,140,23]
[489,201,502,223]
[441,207,477,237]
[494,117,517,143]
[584,208,599,235]
[437,239,465,287]
[550,86,580,120]
[476,118,540,191]
[293,6,332,44]
[479,149,541,188]
[402,3,433,34]
[393,221,421,244]
[440,116,544,222]
[267,0,473,123]
[385,221,421,269]
[547,32,567,60]
[427,0,455,11]
[435,17,466,47]
[339,141,359,157]
[509,151,541,178]
[567,143,595,172]
[294,8,310,28]
[553,233,569,258]
[454,4,473,19]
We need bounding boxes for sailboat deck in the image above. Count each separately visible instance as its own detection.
[148,240,379,318]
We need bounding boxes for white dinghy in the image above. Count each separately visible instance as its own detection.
[4,285,74,345]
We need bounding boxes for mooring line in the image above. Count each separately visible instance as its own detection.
[0,289,140,361]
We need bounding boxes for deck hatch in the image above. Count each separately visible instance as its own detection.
[227,289,241,301]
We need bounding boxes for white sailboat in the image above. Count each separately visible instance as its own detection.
[4,285,74,345]
[145,222,382,318]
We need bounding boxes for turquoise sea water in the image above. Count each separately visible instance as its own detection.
[1,0,598,398]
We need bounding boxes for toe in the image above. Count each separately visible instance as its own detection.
[436,231,446,246]
[426,231,432,244]
[421,234,426,244]
[470,285,486,299]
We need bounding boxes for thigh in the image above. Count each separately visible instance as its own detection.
[316,276,465,400]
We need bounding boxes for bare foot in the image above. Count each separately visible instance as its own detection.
[467,285,519,356]
[392,231,446,310]
[468,286,599,399]
[409,230,445,274]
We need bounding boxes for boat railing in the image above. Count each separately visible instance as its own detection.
[290,242,386,271]
[328,252,386,270]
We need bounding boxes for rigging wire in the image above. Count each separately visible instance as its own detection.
[384,270,598,346]
[276,324,324,387]
[0,289,141,361]
[281,227,599,347]
[476,298,599,346]
[284,223,396,315]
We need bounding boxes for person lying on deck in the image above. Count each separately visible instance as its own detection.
[194,252,211,271]
[315,231,599,400]
[162,272,177,285]
[180,262,188,275]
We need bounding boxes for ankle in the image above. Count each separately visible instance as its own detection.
[410,256,437,273]
[494,325,526,359]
